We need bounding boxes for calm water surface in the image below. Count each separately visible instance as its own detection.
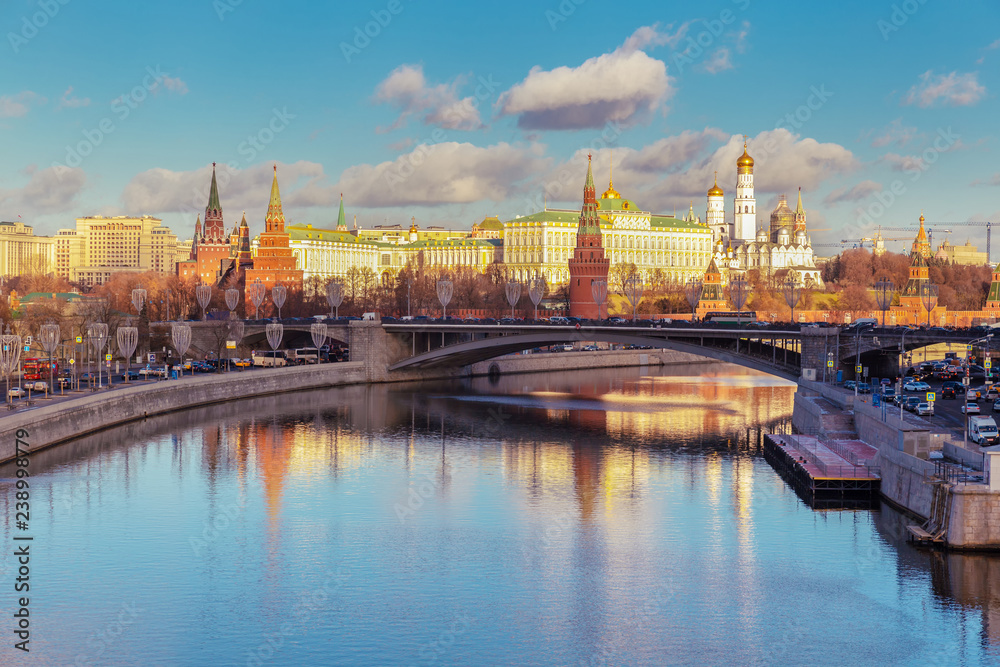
[2,363,999,666]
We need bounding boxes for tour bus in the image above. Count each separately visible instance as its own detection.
[23,358,57,381]
[252,350,287,367]
[702,311,758,325]
[289,347,319,365]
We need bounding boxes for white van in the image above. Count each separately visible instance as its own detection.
[969,415,1000,445]
[289,347,319,365]
[252,350,287,367]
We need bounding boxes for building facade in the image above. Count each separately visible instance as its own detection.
[55,216,181,287]
[0,220,54,278]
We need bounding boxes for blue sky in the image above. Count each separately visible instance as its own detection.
[1,0,998,253]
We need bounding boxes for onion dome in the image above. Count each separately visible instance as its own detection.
[737,145,754,170]
[707,172,723,197]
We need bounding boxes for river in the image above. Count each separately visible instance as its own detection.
[1,363,998,666]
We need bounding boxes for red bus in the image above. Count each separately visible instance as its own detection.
[23,358,58,381]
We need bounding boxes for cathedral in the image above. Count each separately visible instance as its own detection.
[709,140,823,288]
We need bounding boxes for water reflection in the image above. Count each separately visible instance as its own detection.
[1,363,998,665]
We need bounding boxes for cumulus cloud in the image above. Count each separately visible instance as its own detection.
[537,128,858,215]
[121,161,324,221]
[497,29,673,130]
[153,75,188,95]
[824,180,882,205]
[322,142,549,207]
[971,173,1000,187]
[0,91,46,118]
[868,118,917,148]
[620,22,693,53]
[57,86,90,110]
[374,64,484,132]
[902,70,986,107]
[0,165,86,216]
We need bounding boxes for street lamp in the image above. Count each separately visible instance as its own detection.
[505,280,521,319]
[0,326,22,408]
[87,322,108,390]
[591,280,608,321]
[437,279,453,319]
[685,279,702,321]
[624,274,644,322]
[116,324,138,383]
[920,283,938,328]
[171,323,191,377]
[225,288,239,319]
[781,277,802,326]
[874,278,895,327]
[196,284,212,321]
[326,280,344,319]
[528,277,545,321]
[272,283,287,320]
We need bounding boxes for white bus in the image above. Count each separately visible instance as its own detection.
[289,348,319,365]
[252,350,287,367]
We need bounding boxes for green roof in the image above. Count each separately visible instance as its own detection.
[477,216,503,230]
[207,165,222,211]
[336,195,346,228]
[287,225,365,244]
[21,292,87,302]
[503,209,709,232]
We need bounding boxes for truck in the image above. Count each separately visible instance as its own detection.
[969,415,1000,446]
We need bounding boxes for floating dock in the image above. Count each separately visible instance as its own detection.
[763,434,881,509]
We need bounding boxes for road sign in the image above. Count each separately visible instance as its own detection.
[226,341,236,349]
[76,336,82,344]
[105,353,112,361]
[827,360,834,368]
[968,345,973,351]
[22,346,29,352]
[856,365,863,373]
[863,367,869,378]
[927,392,936,401]
[24,336,31,345]
[148,353,156,363]
[69,358,75,365]
[964,377,970,386]
[987,361,992,369]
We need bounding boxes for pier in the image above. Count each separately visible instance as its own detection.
[763,433,880,509]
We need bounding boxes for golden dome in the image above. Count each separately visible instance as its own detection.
[707,172,723,197]
[737,146,754,169]
[601,183,621,199]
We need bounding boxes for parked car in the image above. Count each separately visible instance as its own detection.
[904,396,921,412]
[916,402,934,416]
[993,398,1000,412]
[121,370,140,381]
[7,387,26,398]
[961,402,981,415]
[138,367,167,378]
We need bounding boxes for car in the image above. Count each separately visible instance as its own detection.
[121,370,140,380]
[31,381,48,392]
[942,386,957,399]
[916,402,934,416]
[56,376,72,388]
[7,386,28,398]
[904,396,921,412]
[961,402,981,415]
[843,380,857,391]
[904,381,931,392]
[857,383,872,394]
[233,358,252,368]
[138,367,167,378]
[993,398,1000,412]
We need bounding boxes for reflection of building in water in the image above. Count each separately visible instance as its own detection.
[932,552,1000,650]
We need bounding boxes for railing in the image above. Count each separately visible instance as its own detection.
[928,460,986,485]
[790,437,879,478]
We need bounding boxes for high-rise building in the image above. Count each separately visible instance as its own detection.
[0,220,54,277]
[55,216,181,287]
[244,166,304,289]
[733,140,756,242]
[567,155,610,319]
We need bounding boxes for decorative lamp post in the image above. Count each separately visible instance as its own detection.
[265,322,283,352]
[874,278,895,328]
[0,326,22,408]
[624,274,644,322]
[247,279,266,320]
[227,320,244,371]
[326,280,344,319]
[528,277,545,321]
[196,284,212,321]
[782,277,802,325]
[272,283,287,320]
[225,288,239,320]
[729,275,749,353]
[920,283,939,328]
[87,322,108,389]
[310,322,328,350]
[436,279,453,319]
[171,323,191,377]
[591,280,608,321]
[684,279,702,321]
[132,288,146,317]
[505,280,521,319]
[39,323,60,397]
[116,325,138,383]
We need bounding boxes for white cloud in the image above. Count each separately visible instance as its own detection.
[902,70,986,108]
[0,91,46,118]
[881,152,927,172]
[620,22,693,53]
[0,165,86,217]
[121,161,324,221]
[622,128,728,173]
[373,64,483,132]
[57,86,90,110]
[151,75,188,96]
[971,173,1000,187]
[326,142,549,207]
[868,119,917,148]
[701,48,733,74]
[824,180,882,205]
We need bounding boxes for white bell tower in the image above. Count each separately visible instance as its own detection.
[733,136,756,243]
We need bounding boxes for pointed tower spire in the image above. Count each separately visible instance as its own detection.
[336,193,347,231]
[795,186,804,214]
[208,162,222,212]
[265,165,285,233]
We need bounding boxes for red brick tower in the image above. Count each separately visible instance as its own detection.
[194,163,232,284]
[245,165,303,289]
[568,155,610,319]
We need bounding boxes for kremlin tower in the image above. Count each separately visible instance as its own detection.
[912,214,932,258]
[733,139,756,243]
[567,155,610,319]
[696,257,728,318]
[244,166,304,290]
[177,163,233,284]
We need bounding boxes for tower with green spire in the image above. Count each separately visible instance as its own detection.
[568,154,610,318]
[246,165,303,290]
[336,193,347,231]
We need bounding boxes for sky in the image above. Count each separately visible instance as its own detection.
[1,0,998,255]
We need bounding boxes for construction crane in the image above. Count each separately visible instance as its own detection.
[870,226,951,250]
[873,222,994,262]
